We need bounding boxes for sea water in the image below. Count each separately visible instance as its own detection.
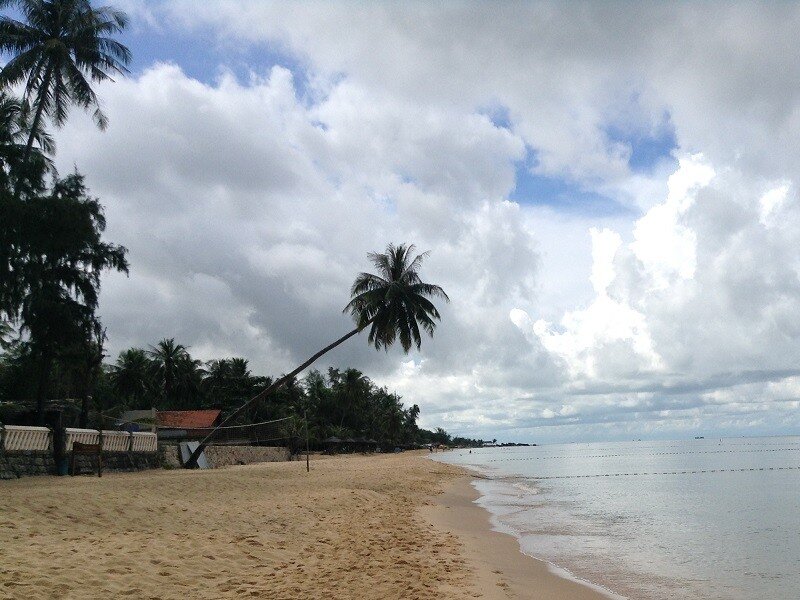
[433,437,800,600]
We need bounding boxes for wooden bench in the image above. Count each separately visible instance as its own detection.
[70,442,103,477]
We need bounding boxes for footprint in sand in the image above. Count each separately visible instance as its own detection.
[118,588,143,595]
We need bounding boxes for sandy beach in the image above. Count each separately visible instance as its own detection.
[0,452,608,599]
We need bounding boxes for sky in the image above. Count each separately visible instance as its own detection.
[28,1,800,443]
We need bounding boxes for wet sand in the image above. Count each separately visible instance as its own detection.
[424,475,613,599]
[0,452,608,599]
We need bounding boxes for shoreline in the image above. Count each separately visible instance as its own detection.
[422,469,614,600]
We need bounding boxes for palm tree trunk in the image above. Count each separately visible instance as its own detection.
[13,67,52,200]
[183,321,371,468]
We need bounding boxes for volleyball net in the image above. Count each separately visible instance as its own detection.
[156,416,296,446]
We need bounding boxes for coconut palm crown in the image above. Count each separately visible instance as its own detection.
[0,0,131,164]
[345,243,449,352]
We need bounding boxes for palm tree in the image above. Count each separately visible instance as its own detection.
[0,92,53,181]
[173,352,205,408]
[184,243,449,467]
[204,357,255,411]
[203,358,231,392]
[228,357,250,380]
[0,0,131,172]
[334,367,370,428]
[110,348,153,407]
[146,338,187,408]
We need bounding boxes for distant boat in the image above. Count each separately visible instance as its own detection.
[694,436,704,439]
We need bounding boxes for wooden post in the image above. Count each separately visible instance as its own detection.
[305,411,310,473]
[53,410,65,476]
[97,429,103,477]
[126,430,135,470]
[96,398,103,478]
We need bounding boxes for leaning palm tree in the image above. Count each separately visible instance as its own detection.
[0,0,131,171]
[184,243,449,468]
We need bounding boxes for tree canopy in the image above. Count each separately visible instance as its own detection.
[0,1,131,423]
[0,0,131,163]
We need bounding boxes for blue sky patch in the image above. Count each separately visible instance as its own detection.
[119,18,313,99]
[605,115,677,173]
[479,104,513,130]
[510,150,637,217]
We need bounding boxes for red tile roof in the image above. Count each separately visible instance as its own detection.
[157,409,221,429]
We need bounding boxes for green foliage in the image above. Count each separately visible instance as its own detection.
[0,173,128,420]
[109,348,152,407]
[8,334,472,447]
[0,0,131,140]
[0,1,131,423]
[0,91,54,188]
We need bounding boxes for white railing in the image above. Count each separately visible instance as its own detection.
[101,430,130,452]
[1,425,52,451]
[0,425,157,453]
[64,428,100,451]
[131,432,158,453]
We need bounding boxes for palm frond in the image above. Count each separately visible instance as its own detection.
[346,242,448,354]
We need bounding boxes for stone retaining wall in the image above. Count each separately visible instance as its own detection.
[160,444,290,469]
[0,424,161,480]
[0,450,56,479]
[0,448,162,480]
[68,452,162,476]
[205,445,290,467]
[160,444,182,469]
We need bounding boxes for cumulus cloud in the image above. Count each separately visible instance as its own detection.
[45,2,800,441]
[53,61,552,434]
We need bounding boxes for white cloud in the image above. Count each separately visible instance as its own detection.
[759,182,791,226]
[628,154,713,289]
[41,2,800,441]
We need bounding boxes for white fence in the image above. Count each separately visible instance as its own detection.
[64,428,100,451]
[0,425,158,453]
[65,429,158,453]
[131,432,158,452]
[1,425,52,451]
[101,430,131,452]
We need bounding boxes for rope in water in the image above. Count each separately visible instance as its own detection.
[528,466,800,480]
[486,447,800,462]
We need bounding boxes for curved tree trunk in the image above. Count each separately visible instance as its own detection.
[183,321,371,468]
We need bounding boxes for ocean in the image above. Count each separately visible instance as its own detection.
[433,436,800,600]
